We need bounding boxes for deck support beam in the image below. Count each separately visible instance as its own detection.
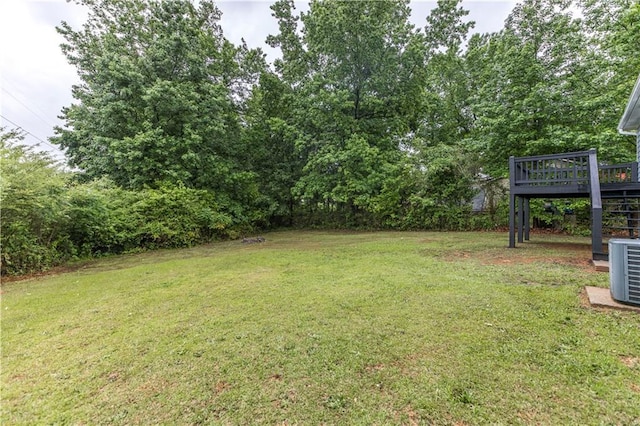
[517,197,524,243]
[591,206,604,260]
[588,149,605,260]
[524,198,530,241]
[508,156,516,248]
[508,194,516,248]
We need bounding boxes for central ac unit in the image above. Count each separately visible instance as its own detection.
[609,239,640,306]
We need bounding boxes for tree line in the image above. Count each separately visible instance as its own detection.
[2,0,638,275]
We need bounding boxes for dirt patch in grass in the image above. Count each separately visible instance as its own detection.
[401,406,420,426]
[443,241,595,270]
[483,253,592,269]
[620,356,639,369]
[364,363,386,373]
[1,264,85,284]
[269,373,284,382]
[214,381,231,395]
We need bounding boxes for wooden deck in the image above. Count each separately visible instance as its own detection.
[509,149,640,260]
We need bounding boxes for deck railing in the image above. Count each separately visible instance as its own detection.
[512,151,591,187]
[511,150,638,187]
[599,162,638,184]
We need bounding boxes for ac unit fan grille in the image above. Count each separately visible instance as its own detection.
[626,246,640,304]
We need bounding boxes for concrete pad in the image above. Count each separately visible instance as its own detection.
[592,260,609,272]
[585,286,640,313]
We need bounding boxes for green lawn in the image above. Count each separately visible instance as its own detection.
[2,231,639,424]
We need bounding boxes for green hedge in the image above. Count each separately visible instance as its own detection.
[1,181,237,275]
[0,138,240,275]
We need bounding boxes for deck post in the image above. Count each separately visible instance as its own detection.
[637,131,640,171]
[588,149,604,260]
[509,156,516,248]
[509,194,516,248]
[517,196,524,243]
[524,197,530,241]
[592,208,604,259]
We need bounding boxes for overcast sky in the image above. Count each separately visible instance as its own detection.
[0,0,517,161]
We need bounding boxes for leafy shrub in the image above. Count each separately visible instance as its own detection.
[1,131,239,275]
[0,134,72,275]
[63,179,121,256]
[127,185,233,249]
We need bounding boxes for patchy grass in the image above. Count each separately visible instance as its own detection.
[2,231,639,424]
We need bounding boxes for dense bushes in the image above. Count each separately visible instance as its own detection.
[63,181,235,255]
[1,182,236,275]
[1,139,69,275]
[1,139,238,276]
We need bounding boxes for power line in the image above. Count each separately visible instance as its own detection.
[0,114,64,154]
[1,87,56,129]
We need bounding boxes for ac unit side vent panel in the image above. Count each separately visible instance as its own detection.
[628,246,640,304]
[609,239,640,306]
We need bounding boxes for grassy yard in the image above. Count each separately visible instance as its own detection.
[2,231,639,424]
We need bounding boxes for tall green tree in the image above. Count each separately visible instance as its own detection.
[243,71,303,226]
[463,0,620,175]
[418,0,475,147]
[265,0,429,225]
[578,0,640,161]
[463,0,640,176]
[53,0,264,201]
[367,0,477,228]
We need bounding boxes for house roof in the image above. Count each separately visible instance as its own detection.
[618,73,640,135]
